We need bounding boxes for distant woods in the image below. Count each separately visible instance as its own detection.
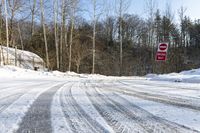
[0,0,200,76]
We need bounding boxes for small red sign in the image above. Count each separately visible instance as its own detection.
[159,43,168,51]
[156,52,167,61]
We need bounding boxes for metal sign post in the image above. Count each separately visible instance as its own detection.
[155,42,169,73]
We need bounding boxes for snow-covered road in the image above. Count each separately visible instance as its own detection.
[0,77,200,133]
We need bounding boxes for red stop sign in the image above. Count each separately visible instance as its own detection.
[159,43,168,51]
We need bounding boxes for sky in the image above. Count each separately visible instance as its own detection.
[128,0,200,21]
[81,0,200,22]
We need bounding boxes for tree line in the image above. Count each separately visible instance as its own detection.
[0,0,200,76]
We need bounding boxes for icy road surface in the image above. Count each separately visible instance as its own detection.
[0,78,200,133]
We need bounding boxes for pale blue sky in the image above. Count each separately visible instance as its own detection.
[81,0,200,21]
[128,0,200,21]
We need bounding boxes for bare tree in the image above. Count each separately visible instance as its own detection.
[145,0,157,46]
[91,0,96,74]
[119,0,123,76]
[115,0,130,75]
[8,0,24,46]
[165,2,174,22]
[72,40,90,73]
[60,0,68,71]
[0,2,3,65]
[17,22,23,50]
[54,0,59,70]
[103,0,115,47]
[40,0,49,69]
[30,0,36,36]
[178,6,187,47]
[68,0,78,71]
[2,0,9,64]
[0,2,2,43]
[145,0,157,73]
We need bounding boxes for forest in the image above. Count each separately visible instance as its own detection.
[0,0,200,76]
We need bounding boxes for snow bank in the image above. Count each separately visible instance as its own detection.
[0,46,44,70]
[0,65,108,80]
[0,65,66,80]
[0,65,146,82]
[147,68,200,83]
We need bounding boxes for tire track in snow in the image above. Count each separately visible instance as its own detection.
[85,83,147,133]
[0,81,62,133]
[106,92,199,133]
[0,83,48,113]
[0,94,22,113]
[103,81,200,111]
[88,82,199,133]
[51,83,73,133]
[16,83,65,133]
[119,81,200,99]
[60,83,106,133]
[119,80,199,91]
[72,82,114,133]
[0,81,49,93]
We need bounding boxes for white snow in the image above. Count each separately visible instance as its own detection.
[0,46,44,69]
[119,94,200,131]
[51,83,73,133]
[0,62,200,132]
[147,68,200,83]
[0,82,62,133]
[71,82,115,133]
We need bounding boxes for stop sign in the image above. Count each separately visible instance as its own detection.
[156,42,169,61]
[159,43,168,51]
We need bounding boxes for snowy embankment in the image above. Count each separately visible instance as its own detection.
[0,65,59,79]
[0,64,144,81]
[147,68,200,83]
[0,46,44,69]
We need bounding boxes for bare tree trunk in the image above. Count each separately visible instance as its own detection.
[62,7,68,71]
[92,0,96,74]
[68,1,76,72]
[3,0,9,64]
[179,6,186,48]
[76,60,80,73]
[0,3,2,43]
[64,18,68,71]
[60,18,63,70]
[60,0,66,71]
[54,0,59,70]
[0,45,4,65]
[0,11,5,67]
[15,45,17,66]
[119,0,123,76]
[31,0,36,36]
[0,44,1,65]
[146,0,156,73]
[17,22,24,50]
[68,14,74,71]
[0,3,2,65]
[40,0,49,69]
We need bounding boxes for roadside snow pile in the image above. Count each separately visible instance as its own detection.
[147,68,200,83]
[0,65,116,80]
[0,65,144,81]
[0,65,74,80]
[0,46,44,69]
